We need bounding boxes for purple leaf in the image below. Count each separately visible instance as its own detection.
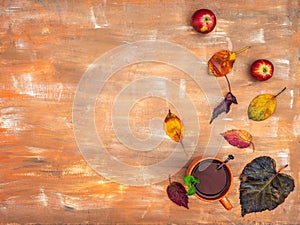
[210,92,238,124]
[167,181,189,209]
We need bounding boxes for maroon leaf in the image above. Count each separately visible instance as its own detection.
[210,92,238,124]
[167,177,189,209]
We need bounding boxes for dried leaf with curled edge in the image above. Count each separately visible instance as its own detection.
[221,129,254,150]
[208,46,250,77]
[240,156,295,217]
[248,87,286,121]
[210,92,238,124]
[164,109,184,142]
[167,176,189,209]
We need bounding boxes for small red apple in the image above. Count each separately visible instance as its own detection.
[250,59,274,81]
[192,9,216,34]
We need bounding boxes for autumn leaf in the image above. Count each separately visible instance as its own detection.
[248,87,286,121]
[164,109,184,142]
[240,156,295,217]
[208,46,250,77]
[210,92,238,124]
[221,129,254,150]
[167,176,189,209]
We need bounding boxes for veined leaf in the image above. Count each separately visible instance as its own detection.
[221,129,254,150]
[167,177,189,209]
[164,109,184,142]
[239,156,295,217]
[248,87,286,121]
[208,46,250,77]
[248,94,276,121]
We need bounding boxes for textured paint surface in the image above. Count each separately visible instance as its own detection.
[0,0,299,224]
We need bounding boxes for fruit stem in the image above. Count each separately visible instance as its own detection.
[235,46,251,55]
[274,87,287,98]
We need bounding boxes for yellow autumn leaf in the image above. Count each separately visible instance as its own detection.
[248,87,286,121]
[248,94,276,121]
[164,109,184,142]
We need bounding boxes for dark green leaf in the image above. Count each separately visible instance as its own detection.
[239,156,295,217]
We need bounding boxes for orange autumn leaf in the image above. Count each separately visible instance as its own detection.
[164,109,184,142]
[208,46,250,77]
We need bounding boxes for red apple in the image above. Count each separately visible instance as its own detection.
[250,59,274,81]
[191,9,216,34]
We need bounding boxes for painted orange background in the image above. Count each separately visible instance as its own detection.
[0,0,299,224]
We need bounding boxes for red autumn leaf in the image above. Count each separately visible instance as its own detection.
[221,129,255,150]
[166,177,189,209]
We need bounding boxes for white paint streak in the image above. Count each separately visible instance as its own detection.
[90,7,101,29]
[226,37,233,51]
[36,188,48,207]
[31,83,65,101]
[56,83,63,101]
[268,117,279,137]
[5,7,22,11]
[274,59,290,79]
[90,5,109,29]
[251,28,265,43]
[277,150,290,168]
[97,180,110,185]
[290,89,294,109]
[0,109,29,131]
[62,195,81,210]
[56,193,65,208]
[63,164,95,176]
[23,172,40,176]
[26,146,46,153]
[12,73,34,96]
[292,115,300,136]
[15,39,28,49]
[12,74,71,101]
[179,79,185,98]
